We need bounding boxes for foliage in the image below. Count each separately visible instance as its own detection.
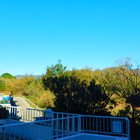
[11,78,27,96]
[43,74,110,115]
[6,75,55,108]
[0,107,8,119]
[36,90,55,108]
[2,78,16,94]
[0,78,6,91]
[111,62,140,120]
[68,68,94,85]
[23,78,44,97]
[1,73,16,79]
[1,59,140,139]
[46,60,67,77]
[94,59,140,122]
[116,106,130,117]
[1,59,140,127]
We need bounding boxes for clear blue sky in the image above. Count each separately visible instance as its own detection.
[0,0,140,75]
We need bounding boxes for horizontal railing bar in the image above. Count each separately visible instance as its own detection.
[5,105,129,120]
[0,116,80,128]
[81,130,128,136]
[54,112,129,120]
[53,112,78,115]
[5,106,45,112]
[81,115,129,120]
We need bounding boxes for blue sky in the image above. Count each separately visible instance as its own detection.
[0,0,140,75]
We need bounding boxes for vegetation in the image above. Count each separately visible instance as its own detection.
[0,59,140,139]
[0,78,6,92]
[42,75,110,115]
[1,73,16,79]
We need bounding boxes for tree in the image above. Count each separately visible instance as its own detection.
[0,79,6,91]
[1,73,16,79]
[69,68,94,85]
[42,74,110,115]
[118,64,140,121]
[46,60,67,77]
[23,78,45,97]
[87,80,109,115]
[104,58,140,121]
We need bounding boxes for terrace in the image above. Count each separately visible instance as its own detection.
[0,105,130,140]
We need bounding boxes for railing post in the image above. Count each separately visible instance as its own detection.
[127,118,130,140]
[67,117,70,136]
[8,106,11,119]
[72,116,75,132]
[78,116,81,133]
[45,109,53,119]
[45,109,54,139]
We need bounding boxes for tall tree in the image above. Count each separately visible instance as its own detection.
[45,60,67,77]
[117,61,140,121]
[103,58,140,121]
[43,74,110,115]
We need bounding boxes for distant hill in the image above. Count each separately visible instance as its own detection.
[15,75,42,79]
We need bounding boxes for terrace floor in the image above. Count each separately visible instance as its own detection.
[0,119,22,126]
[0,133,24,140]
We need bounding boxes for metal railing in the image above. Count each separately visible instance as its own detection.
[51,111,130,139]
[0,116,81,140]
[3,106,45,122]
[0,106,130,140]
[81,115,130,139]
[53,111,78,119]
[3,106,78,122]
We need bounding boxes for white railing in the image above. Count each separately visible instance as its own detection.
[81,115,130,139]
[3,106,78,122]
[0,116,81,140]
[1,106,130,140]
[52,112,130,139]
[53,111,78,119]
[4,106,46,122]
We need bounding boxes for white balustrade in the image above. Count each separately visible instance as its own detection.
[0,106,130,140]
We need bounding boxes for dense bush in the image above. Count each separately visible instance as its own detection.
[36,90,55,108]
[42,75,110,115]
[0,107,8,119]
[0,78,6,92]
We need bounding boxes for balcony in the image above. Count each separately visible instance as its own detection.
[0,106,130,140]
